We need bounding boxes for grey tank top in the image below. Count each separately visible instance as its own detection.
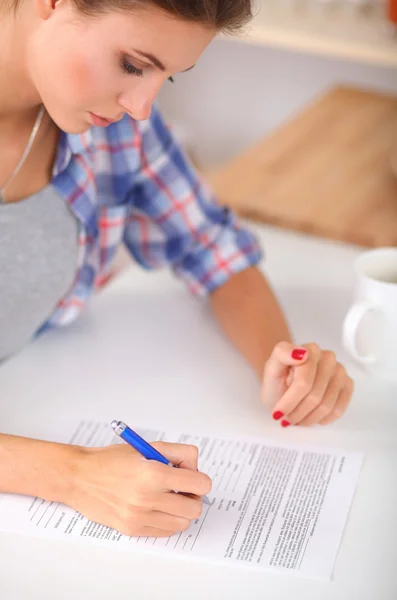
[0,186,78,362]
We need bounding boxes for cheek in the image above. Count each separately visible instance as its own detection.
[64,56,98,102]
[30,43,98,107]
[40,48,108,108]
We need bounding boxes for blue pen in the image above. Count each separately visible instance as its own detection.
[111,420,210,505]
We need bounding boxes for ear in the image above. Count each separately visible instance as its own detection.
[35,0,65,20]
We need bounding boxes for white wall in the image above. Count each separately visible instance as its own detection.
[158,38,397,170]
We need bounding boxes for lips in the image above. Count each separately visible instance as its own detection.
[89,112,117,127]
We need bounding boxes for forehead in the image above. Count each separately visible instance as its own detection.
[85,7,216,71]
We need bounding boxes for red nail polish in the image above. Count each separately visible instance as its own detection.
[273,411,284,421]
[292,348,307,360]
[281,420,291,428]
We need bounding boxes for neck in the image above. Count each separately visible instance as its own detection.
[0,2,43,129]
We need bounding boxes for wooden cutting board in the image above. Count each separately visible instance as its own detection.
[207,86,397,247]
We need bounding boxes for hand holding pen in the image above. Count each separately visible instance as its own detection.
[111,420,211,505]
[64,424,212,538]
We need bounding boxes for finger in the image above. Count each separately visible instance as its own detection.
[319,377,354,426]
[285,351,338,425]
[296,372,342,427]
[140,526,177,538]
[149,491,203,521]
[272,344,322,418]
[264,342,309,381]
[146,510,191,533]
[153,442,199,471]
[117,523,177,538]
[164,466,212,498]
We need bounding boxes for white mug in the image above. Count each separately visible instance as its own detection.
[343,247,397,380]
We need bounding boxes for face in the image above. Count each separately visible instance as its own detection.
[27,0,215,133]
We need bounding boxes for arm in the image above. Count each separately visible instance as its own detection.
[124,108,353,427]
[209,266,292,379]
[0,433,211,537]
[0,434,77,500]
[209,265,353,428]
[123,106,262,295]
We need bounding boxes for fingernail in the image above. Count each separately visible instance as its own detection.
[292,348,307,360]
[273,411,284,421]
[281,420,291,428]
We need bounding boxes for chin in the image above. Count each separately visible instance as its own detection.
[59,120,92,135]
[67,123,93,134]
[47,109,92,135]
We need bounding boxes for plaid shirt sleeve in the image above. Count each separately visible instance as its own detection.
[123,106,263,296]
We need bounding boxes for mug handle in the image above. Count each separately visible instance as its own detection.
[342,301,378,365]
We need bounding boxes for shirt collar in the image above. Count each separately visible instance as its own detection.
[53,128,95,177]
[67,128,95,155]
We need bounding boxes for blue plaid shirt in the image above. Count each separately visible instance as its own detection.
[45,105,262,328]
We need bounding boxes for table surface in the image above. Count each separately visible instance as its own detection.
[0,224,396,600]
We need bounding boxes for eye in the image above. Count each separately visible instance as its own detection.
[121,57,143,77]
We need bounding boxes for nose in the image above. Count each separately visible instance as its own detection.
[117,81,160,122]
[122,99,152,122]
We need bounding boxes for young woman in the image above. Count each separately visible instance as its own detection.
[0,0,354,538]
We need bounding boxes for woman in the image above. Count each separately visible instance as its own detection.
[0,0,354,538]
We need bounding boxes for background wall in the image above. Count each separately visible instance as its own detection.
[158,38,397,170]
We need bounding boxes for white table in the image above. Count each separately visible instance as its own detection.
[0,224,396,600]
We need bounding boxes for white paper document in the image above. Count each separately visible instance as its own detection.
[0,420,363,580]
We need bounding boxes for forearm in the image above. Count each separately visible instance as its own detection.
[209,267,293,378]
[0,433,78,502]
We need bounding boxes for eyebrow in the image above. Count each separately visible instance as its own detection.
[133,49,195,73]
[134,50,166,71]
